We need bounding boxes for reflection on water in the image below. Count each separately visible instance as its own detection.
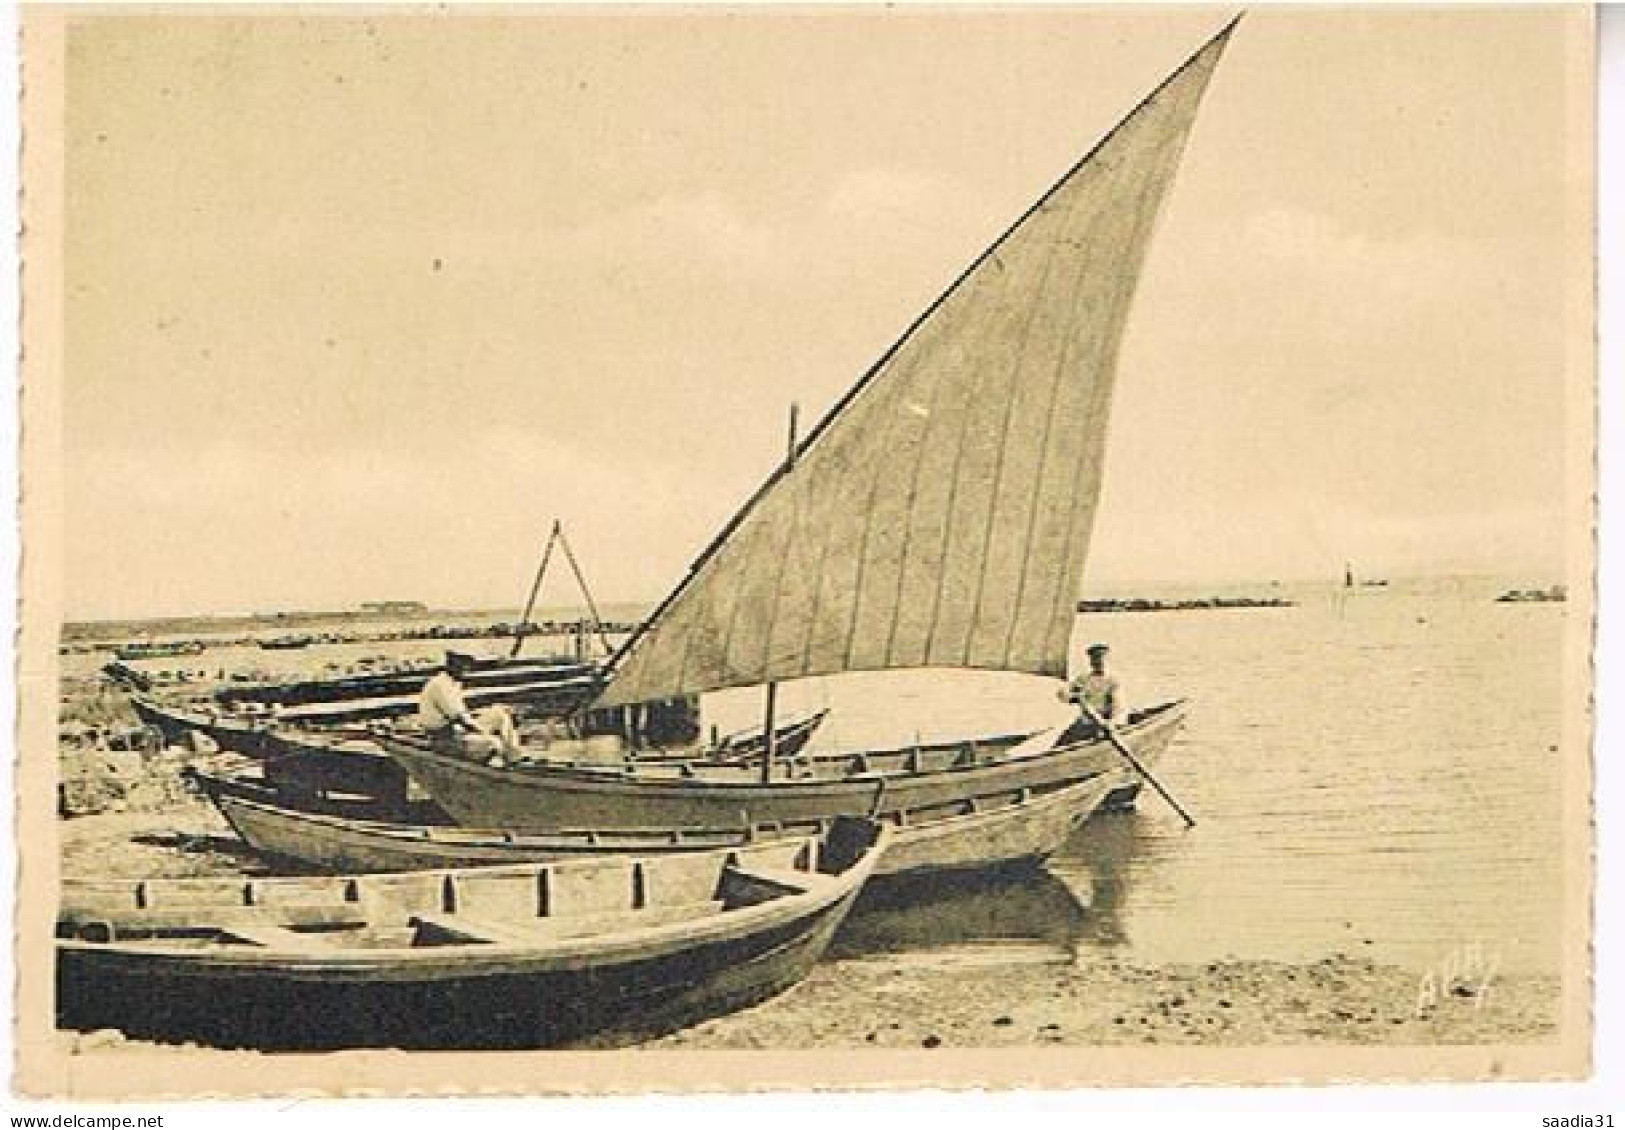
[832,866,1091,966]
[1063,811,1151,950]
[825,812,1153,967]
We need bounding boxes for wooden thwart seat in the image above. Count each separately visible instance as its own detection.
[725,866,818,897]
[409,900,727,946]
[63,905,369,934]
[219,924,339,951]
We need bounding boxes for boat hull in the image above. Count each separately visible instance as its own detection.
[144,698,826,813]
[56,892,853,1050]
[207,771,1119,881]
[212,791,747,872]
[57,823,885,1051]
[130,696,280,758]
[875,775,1116,879]
[383,701,1185,832]
[190,764,451,826]
[216,657,597,709]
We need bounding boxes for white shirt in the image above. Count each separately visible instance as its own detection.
[1065,672,1122,720]
[418,672,471,731]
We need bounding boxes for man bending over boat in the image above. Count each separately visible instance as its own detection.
[418,652,522,767]
[1058,643,1123,742]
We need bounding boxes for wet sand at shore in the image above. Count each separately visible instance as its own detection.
[60,798,257,881]
[648,954,1558,1049]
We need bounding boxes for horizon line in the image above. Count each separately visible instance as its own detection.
[60,566,1570,628]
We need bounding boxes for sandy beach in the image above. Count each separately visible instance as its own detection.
[647,953,1558,1050]
[59,797,256,881]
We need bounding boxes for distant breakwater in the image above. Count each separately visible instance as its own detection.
[1077,596,1295,614]
[62,619,639,658]
[1494,586,1566,604]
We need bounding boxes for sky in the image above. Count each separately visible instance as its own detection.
[56,6,1590,620]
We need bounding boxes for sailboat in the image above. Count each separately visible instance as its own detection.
[384,20,1237,835]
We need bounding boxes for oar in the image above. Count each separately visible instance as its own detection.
[1083,705,1196,829]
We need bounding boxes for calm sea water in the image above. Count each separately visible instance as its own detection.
[75,575,1569,978]
[707,574,1569,977]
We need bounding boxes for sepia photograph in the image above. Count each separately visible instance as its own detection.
[13,3,1597,1096]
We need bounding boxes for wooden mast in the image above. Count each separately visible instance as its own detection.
[761,402,800,782]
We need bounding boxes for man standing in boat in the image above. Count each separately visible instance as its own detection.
[418,652,521,767]
[1060,643,1123,740]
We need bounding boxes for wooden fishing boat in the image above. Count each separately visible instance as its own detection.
[130,695,282,758]
[254,726,421,810]
[200,767,1120,882]
[131,695,414,802]
[132,698,435,811]
[189,758,449,825]
[56,818,887,1050]
[128,662,599,740]
[165,702,829,817]
[382,701,1182,831]
[383,23,1232,831]
[256,669,605,726]
[99,660,154,693]
[113,640,206,661]
[135,692,824,777]
[216,655,597,709]
[257,634,314,651]
[252,710,836,807]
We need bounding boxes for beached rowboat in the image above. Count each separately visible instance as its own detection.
[129,671,585,743]
[188,758,448,823]
[381,701,1183,831]
[130,695,285,758]
[201,769,1119,882]
[216,655,595,708]
[56,818,886,1050]
[139,695,830,816]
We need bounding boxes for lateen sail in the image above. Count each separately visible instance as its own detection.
[598,21,1237,709]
